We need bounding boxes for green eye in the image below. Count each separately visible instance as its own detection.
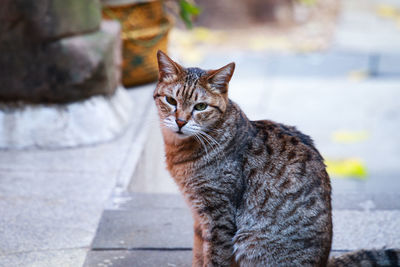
[194,103,208,111]
[165,96,177,105]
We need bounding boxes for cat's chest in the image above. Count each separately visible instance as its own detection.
[171,158,243,193]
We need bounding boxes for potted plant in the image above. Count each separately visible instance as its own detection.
[102,0,200,86]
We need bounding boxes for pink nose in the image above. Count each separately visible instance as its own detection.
[175,119,187,129]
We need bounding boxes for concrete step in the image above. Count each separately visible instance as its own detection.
[83,191,400,266]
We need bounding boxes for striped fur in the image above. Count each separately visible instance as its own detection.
[328,249,400,267]
[154,51,396,267]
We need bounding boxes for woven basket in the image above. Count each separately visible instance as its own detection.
[103,1,173,86]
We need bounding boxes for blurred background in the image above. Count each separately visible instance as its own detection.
[1,0,400,266]
[127,0,400,197]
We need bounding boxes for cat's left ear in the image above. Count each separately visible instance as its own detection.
[206,62,235,94]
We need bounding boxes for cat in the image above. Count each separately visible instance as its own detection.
[153,50,400,267]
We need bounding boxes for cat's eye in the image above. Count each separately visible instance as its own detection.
[165,96,177,106]
[194,103,208,111]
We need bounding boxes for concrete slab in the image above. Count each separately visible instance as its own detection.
[0,171,113,255]
[332,210,400,250]
[89,192,400,254]
[91,194,193,250]
[0,248,87,267]
[84,250,192,267]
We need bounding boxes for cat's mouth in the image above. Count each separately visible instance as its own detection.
[175,129,191,138]
[176,129,188,136]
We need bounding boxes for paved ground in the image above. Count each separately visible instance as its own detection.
[0,85,155,267]
[1,0,400,266]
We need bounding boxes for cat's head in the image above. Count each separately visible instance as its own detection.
[154,50,235,140]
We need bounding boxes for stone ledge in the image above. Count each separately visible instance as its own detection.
[0,20,121,103]
[0,86,133,149]
[1,0,101,42]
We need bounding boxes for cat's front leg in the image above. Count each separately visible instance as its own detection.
[192,218,204,267]
[202,216,236,267]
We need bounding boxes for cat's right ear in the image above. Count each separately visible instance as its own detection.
[157,50,183,83]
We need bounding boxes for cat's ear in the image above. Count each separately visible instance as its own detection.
[206,62,235,94]
[157,50,184,82]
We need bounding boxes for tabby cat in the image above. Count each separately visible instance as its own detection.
[153,50,400,267]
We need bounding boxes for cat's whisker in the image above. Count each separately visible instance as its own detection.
[193,133,211,162]
[198,131,223,152]
[196,131,227,166]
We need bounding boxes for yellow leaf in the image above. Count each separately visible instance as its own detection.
[332,130,369,144]
[376,4,398,19]
[325,158,368,179]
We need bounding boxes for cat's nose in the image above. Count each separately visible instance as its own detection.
[175,118,187,129]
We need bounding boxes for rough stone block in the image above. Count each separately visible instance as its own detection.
[0,20,121,103]
[0,0,101,43]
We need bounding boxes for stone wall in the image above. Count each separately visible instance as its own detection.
[0,0,121,103]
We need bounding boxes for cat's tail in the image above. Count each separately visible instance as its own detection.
[327,249,400,267]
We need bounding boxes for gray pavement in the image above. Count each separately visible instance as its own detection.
[83,192,400,267]
[2,0,400,266]
[0,85,155,267]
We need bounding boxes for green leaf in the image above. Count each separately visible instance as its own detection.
[179,0,201,29]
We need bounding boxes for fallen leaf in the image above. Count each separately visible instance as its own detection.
[376,4,398,19]
[325,158,368,179]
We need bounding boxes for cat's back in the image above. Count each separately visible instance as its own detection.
[251,119,321,160]
[245,118,331,205]
[234,119,332,266]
